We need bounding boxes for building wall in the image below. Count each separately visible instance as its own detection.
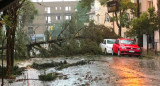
[141,0,160,51]
[25,1,78,35]
[88,0,130,37]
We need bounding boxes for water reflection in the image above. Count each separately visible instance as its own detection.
[110,57,155,86]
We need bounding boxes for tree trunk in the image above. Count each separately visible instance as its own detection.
[115,12,122,36]
[11,12,18,67]
[6,27,12,77]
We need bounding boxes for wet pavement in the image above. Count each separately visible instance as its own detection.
[1,56,160,86]
[108,57,160,86]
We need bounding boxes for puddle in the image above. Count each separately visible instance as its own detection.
[109,57,160,86]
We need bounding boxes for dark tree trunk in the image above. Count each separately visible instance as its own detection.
[115,12,122,36]
[6,26,12,77]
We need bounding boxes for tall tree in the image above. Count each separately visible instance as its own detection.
[79,0,136,36]
[2,0,37,76]
[127,7,158,52]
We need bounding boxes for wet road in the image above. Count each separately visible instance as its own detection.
[1,56,160,86]
[108,57,160,86]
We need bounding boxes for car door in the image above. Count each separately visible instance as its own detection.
[100,39,106,52]
[113,40,119,54]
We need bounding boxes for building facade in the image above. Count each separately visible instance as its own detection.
[87,0,136,38]
[140,0,160,51]
[26,1,78,42]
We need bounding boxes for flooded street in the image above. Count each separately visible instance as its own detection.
[1,56,160,86]
[108,57,160,86]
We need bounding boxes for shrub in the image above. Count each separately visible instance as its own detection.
[0,66,25,78]
[39,73,57,81]
[81,41,102,55]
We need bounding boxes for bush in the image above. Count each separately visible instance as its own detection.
[81,41,102,55]
[39,73,57,81]
[62,40,81,56]
[0,66,25,78]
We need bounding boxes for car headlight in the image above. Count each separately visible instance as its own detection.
[137,48,140,50]
[121,47,126,49]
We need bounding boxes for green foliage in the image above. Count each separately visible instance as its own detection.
[100,0,137,36]
[76,2,89,28]
[81,41,102,55]
[56,60,90,70]
[127,7,158,37]
[80,0,94,9]
[0,66,25,78]
[3,15,13,28]
[37,48,51,58]
[31,61,67,69]
[39,73,57,81]
[20,0,38,26]
[62,40,81,56]
[15,29,29,59]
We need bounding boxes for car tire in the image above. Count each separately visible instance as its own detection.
[118,50,121,56]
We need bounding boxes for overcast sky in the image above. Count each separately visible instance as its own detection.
[31,0,80,2]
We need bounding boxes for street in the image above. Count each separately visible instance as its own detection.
[1,55,160,86]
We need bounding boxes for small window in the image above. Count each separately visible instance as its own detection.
[107,39,115,44]
[45,7,50,13]
[103,40,106,44]
[60,7,61,10]
[69,6,71,11]
[115,40,119,45]
[55,7,58,10]
[56,16,61,20]
[46,16,51,23]
[65,6,69,11]
[65,15,71,20]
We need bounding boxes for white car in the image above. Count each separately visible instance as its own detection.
[100,39,116,54]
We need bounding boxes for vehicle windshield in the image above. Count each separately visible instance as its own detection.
[120,40,135,44]
[107,39,115,44]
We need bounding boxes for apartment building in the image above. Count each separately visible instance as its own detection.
[26,0,78,42]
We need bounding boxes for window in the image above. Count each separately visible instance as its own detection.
[107,39,116,44]
[148,1,153,8]
[55,7,58,10]
[45,7,50,13]
[65,6,71,11]
[105,13,110,22]
[69,6,71,11]
[103,40,106,44]
[115,40,119,45]
[65,6,69,11]
[56,16,61,20]
[46,16,51,23]
[120,40,135,45]
[65,16,71,20]
[60,7,61,10]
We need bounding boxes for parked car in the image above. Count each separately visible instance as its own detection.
[100,39,116,54]
[112,38,141,56]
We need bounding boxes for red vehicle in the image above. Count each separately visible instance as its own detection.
[112,38,141,56]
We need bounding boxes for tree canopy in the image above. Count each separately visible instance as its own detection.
[127,7,158,37]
